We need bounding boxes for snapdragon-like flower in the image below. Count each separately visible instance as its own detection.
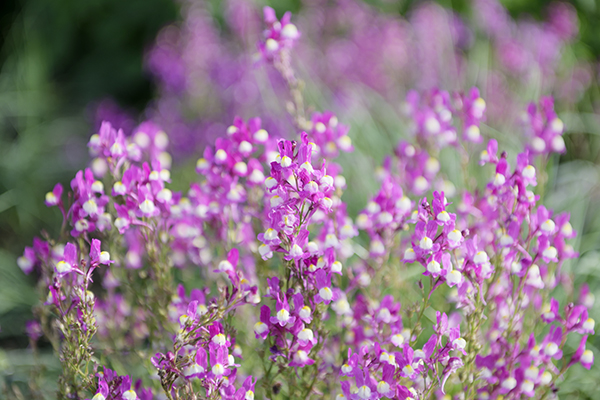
[44,183,63,207]
[524,97,566,154]
[270,294,296,327]
[87,368,147,400]
[308,111,353,158]
[403,89,458,147]
[258,7,300,61]
[55,243,80,276]
[457,87,486,143]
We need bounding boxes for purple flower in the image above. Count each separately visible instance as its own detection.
[234,376,256,400]
[571,335,594,370]
[540,326,563,361]
[258,7,300,61]
[44,183,63,207]
[55,243,80,276]
[90,239,112,267]
[254,306,271,340]
[315,269,333,304]
[288,346,315,368]
[340,348,359,377]
[209,345,230,378]
[351,369,376,400]
[540,298,560,323]
[17,247,37,275]
[184,347,207,379]
[270,294,295,327]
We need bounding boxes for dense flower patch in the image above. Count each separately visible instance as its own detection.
[18,2,594,400]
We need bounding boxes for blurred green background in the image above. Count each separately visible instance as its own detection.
[2,0,600,398]
[0,0,178,341]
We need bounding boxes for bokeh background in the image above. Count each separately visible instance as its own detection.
[2,0,600,398]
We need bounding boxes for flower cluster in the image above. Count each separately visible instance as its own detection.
[151,256,259,399]
[344,82,589,398]
[258,6,300,61]
[355,174,413,258]
[19,237,113,398]
[523,96,566,155]
[260,134,336,258]
[87,368,150,400]
[307,111,353,159]
[168,116,274,268]
[403,87,486,147]
[250,124,356,394]
[338,310,467,399]
[43,120,174,241]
